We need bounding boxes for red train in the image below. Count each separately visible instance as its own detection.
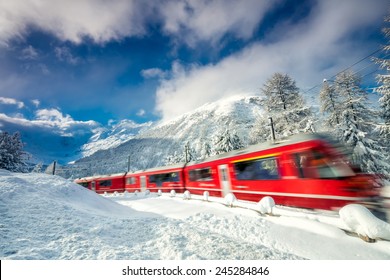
[75,134,383,211]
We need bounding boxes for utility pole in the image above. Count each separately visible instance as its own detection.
[185,143,189,163]
[268,117,276,142]
[127,155,131,172]
[52,161,57,175]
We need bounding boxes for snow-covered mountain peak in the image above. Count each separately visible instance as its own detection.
[81,119,153,158]
[70,94,266,177]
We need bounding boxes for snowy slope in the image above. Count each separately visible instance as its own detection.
[68,95,264,177]
[80,119,152,158]
[1,170,390,260]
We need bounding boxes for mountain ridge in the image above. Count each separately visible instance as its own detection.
[65,94,265,177]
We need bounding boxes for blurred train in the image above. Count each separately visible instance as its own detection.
[75,134,384,212]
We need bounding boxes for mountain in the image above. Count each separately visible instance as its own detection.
[80,119,152,158]
[0,114,151,165]
[65,95,265,178]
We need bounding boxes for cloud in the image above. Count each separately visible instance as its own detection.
[0,0,277,46]
[35,108,73,123]
[141,68,166,79]
[0,0,147,44]
[20,45,38,60]
[54,47,79,65]
[158,0,278,47]
[31,99,40,107]
[155,0,389,121]
[0,97,24,108]
[0,108,99,137]
[136,109,146,117]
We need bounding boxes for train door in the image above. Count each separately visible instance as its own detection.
[218,164,231,197]
[91,181,96,192]
[140,176,147,192]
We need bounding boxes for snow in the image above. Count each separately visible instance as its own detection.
[339,204,390,240]
[1,170,390,260]
[257,196,275,215]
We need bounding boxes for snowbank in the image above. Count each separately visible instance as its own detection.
[339,204,390,240]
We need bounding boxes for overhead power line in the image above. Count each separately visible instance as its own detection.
[302,48,386,95]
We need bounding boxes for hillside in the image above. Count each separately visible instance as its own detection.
[66,95,265,177]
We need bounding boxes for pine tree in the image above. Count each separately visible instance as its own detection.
[214,129,244,155]
[320,80,341,127]
[199,141,212,160]
[374,13,390,173]
[32,162,44,173]
[260,73,314,139]
[0,131,30,172]
[164,151,184,165]
[333,71,385,174]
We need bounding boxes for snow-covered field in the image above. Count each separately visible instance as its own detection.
[1,169,390,261]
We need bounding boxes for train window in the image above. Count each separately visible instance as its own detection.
[189,167,213,181]
[99,180,112,187]
[234,157,280,180]
[126,177,136,185]
[170,172,180,182]
[293,150,355,179]
[149,172,180,186]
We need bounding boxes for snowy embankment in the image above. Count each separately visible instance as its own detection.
[1,170,390,260]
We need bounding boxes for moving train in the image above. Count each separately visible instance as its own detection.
[75,134,384,212]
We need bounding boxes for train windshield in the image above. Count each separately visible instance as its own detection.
[293,149,355,179]
[78,182,89,188]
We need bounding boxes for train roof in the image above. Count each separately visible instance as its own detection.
[186,133,335,166]
[129,162,186,175]
[76,172,127,181]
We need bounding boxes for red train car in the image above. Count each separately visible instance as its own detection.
[75,173,125,194]
[184,134,381,211]
[125,164,186,194]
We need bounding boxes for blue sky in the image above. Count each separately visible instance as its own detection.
[0,0,389,132]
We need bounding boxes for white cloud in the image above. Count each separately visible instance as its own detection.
[35,108,73,123]
[0,108,99,137]
[0,0,277,46]
[31,99,40,107]
[141,68,166,79]
[21,45,38,60]
[136,109,146,117]
[0,0,147,44]
[0,97,24,108]
[155,0,389,121]
[158,0,277,47]
[55,47,79,65]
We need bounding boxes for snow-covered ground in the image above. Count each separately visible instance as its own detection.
[1,169,390,261]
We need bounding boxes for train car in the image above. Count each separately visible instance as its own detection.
[126,164,186,194]
[184,134,382,211]
[75,173,126,194]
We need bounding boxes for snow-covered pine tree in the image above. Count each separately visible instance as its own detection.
[32,162,44,173]
[164,151,184,165]
[163,142,197,165]
[374,13,390,174]
[199,140,212,160]
[260,73,314,139]
[249,116,270,144]
[214,129,244,155]
[320,79,341,127]
[0,131,30,172]
[333,71,386,174]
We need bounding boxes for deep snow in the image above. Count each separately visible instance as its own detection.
[1,170,390,260]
